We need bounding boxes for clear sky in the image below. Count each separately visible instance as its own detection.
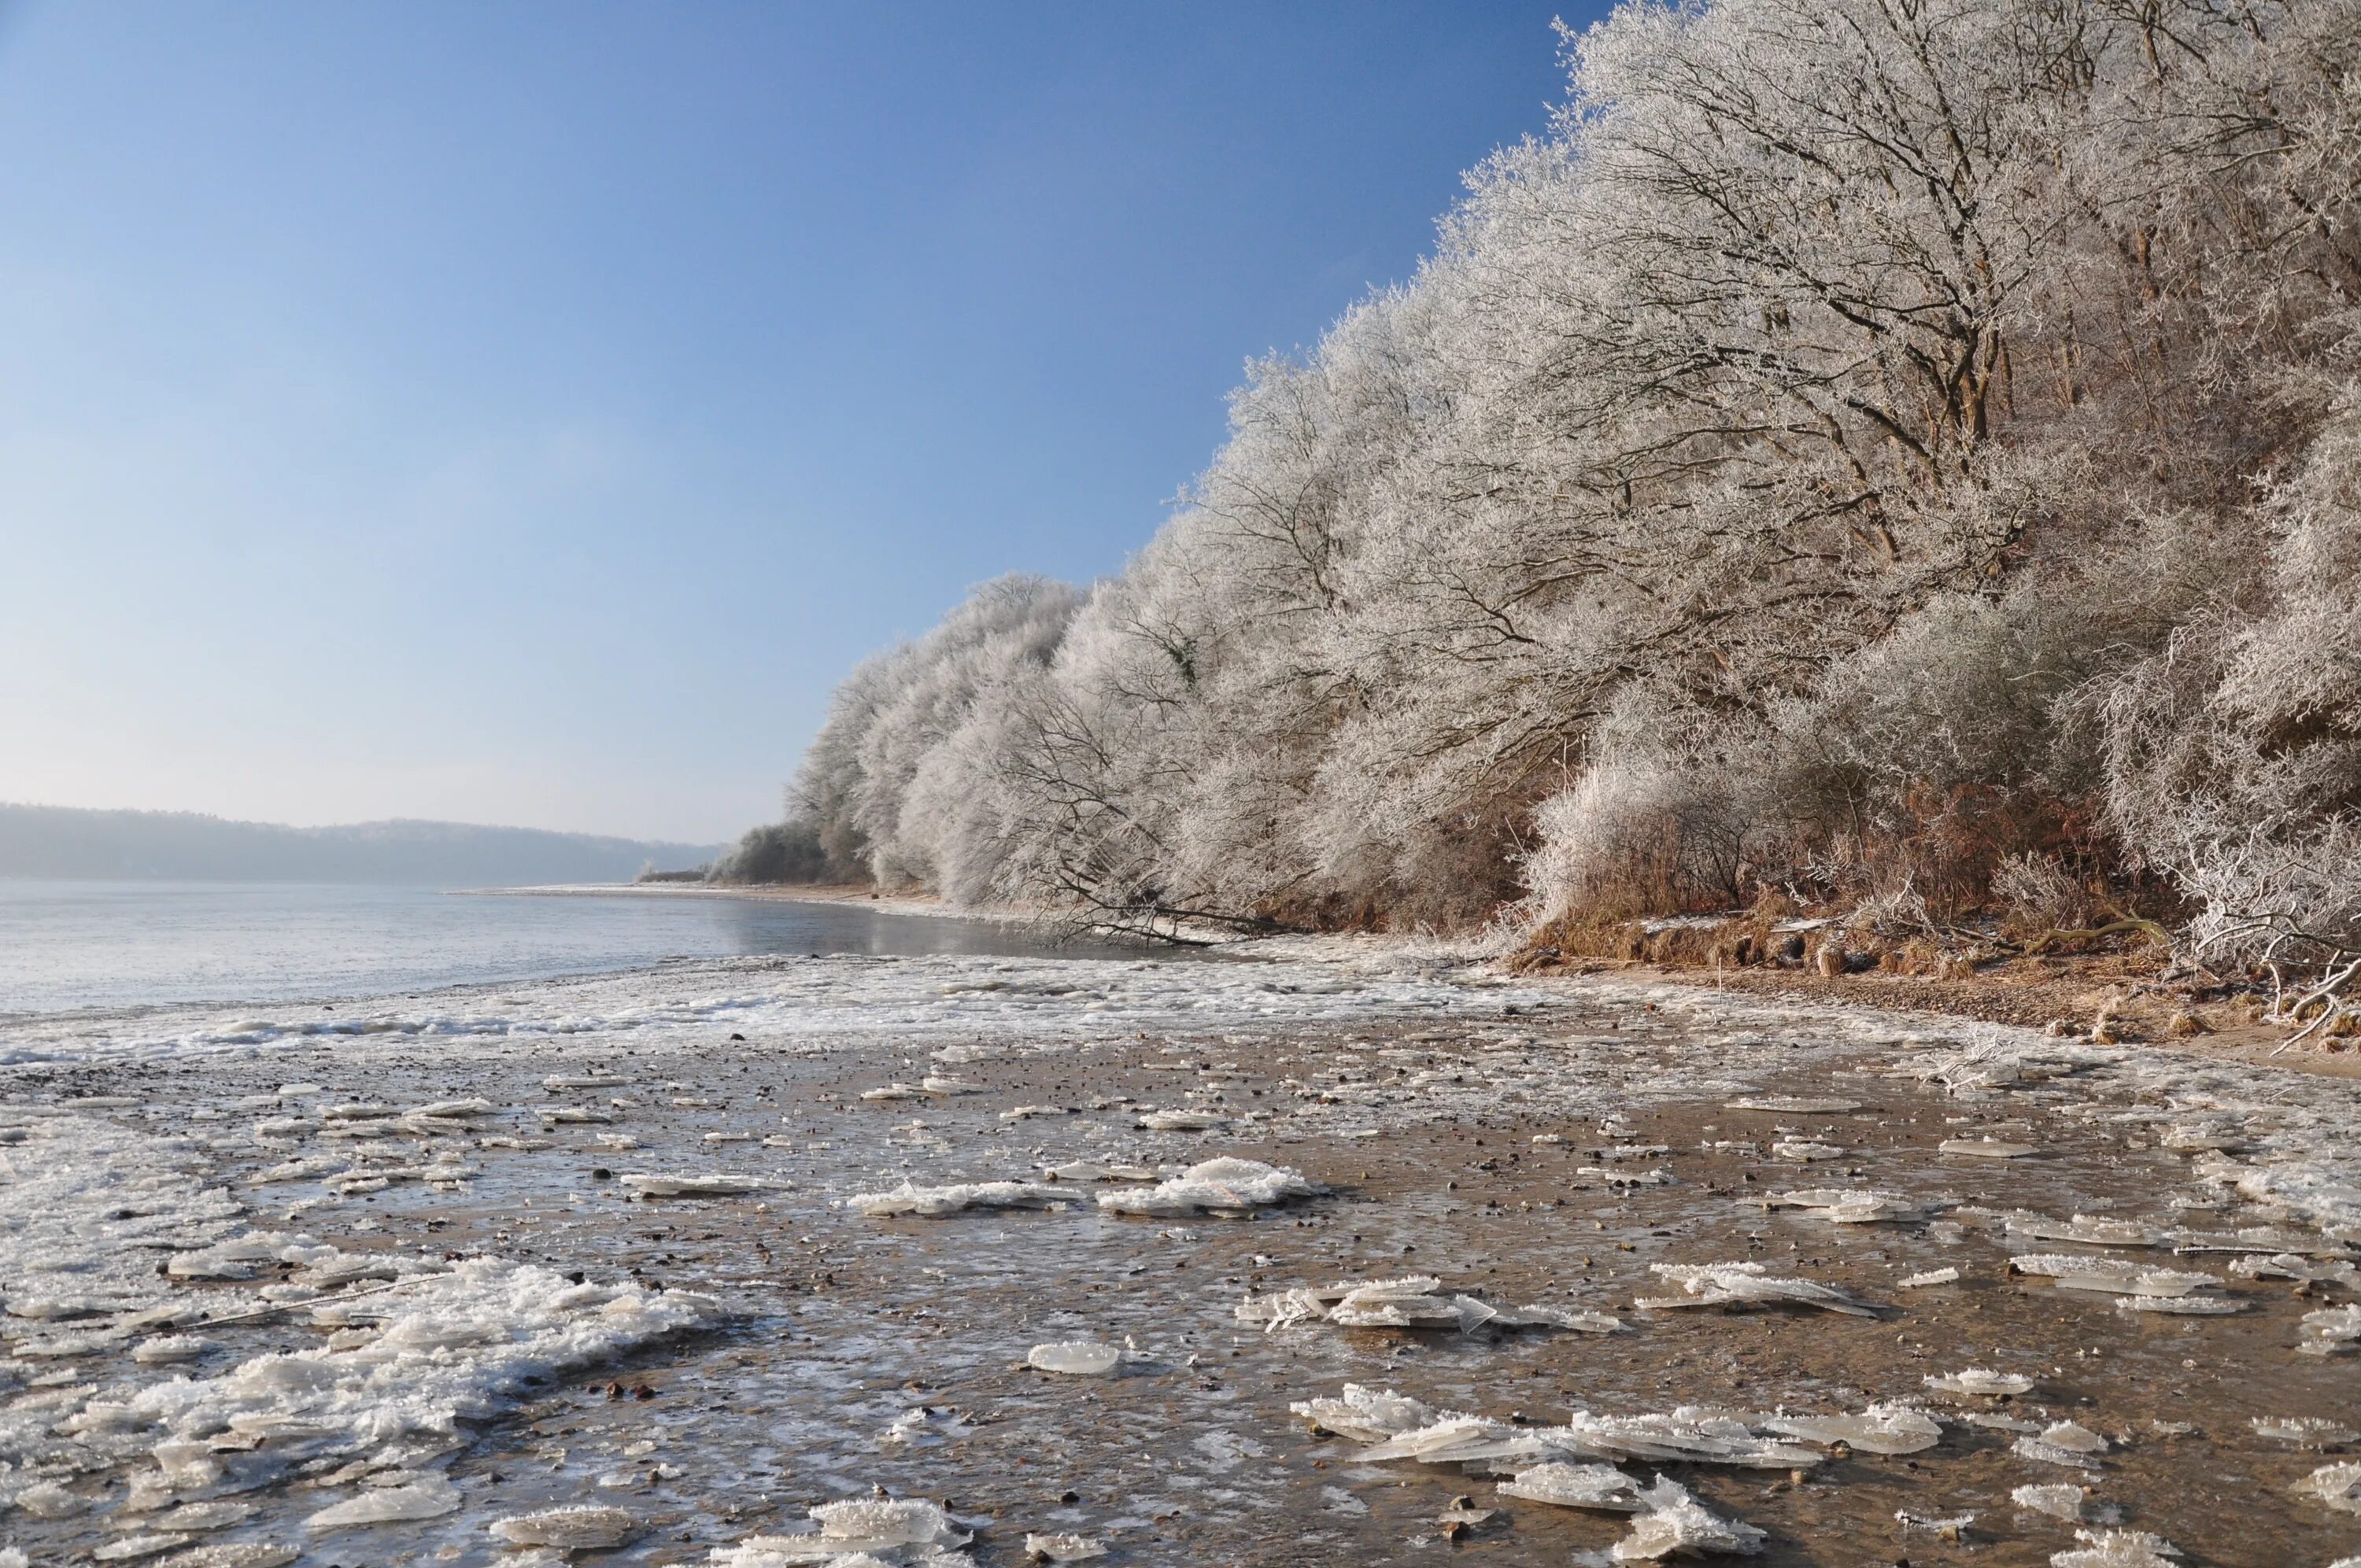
[0,2,1593,845]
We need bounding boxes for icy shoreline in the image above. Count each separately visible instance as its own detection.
[8,943,2361,1564]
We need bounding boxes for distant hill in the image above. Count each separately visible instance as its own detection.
[0,803,722,885]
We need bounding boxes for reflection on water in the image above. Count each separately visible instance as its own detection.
[0,880,1180,1016]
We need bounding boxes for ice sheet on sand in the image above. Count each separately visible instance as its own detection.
[1726,1097,1861,1113]
[490,1506,637,1548]
[2228,1253,2361,1286]
[1941,1138,2039,1158]
[1763,1402,1942,1455]
[1237,1276,1623,1335]
[119,1259,701,1507]
[1041,1161,1155,1182]
[2296,1461,2361,1514]
[711,1496,971,1565]
[2174,1226,2359,1259]
[307,1473,460,1529]
[618,1172,766,1198]
[1611,1478,1765,1559]
[1295,1386,1820,1471]
[1637,1262,1878,1316]
[1498,1462,1647,1511]
[848,1181,1063,1218]
[1026,1341,1120,1375]
[1925,1368,2034,1396]
[1096,1157,1319,1217]
[2050,1529,2181,1566]
[1758,1189,1922,1223]
[2006,1215,2163,1247]
[2009,1255,2224,1298]
[1022,1533,1107,1560]
[1136,1110,1225,1131]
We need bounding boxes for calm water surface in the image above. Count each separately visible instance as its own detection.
[0,880,1164,1016]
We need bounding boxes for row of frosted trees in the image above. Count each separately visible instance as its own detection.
[721,0,2361,1015]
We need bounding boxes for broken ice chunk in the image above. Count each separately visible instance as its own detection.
[1759,1189,1921,1223]
[306,1474,460,1529]
[1001,1106,1070,1121]
[1770,1141,1847,1162]
[2013,1433,2104,1470]
[1924,1368,2034,1397]
[1894,1511,1975,1540]
[1243,1276,1622,1335]
[2229,1253,2361,1287]
[2296,1460,2361,1514]
[2300,1304,2361,1355]
[1610,1478,1764,1559]
[2038,1421,2110,1454]
[920,1076,984,1094]
[2050,1529,2180,1567]
[1940,1138,2038,1158]
[131,1334,212,1365]
[1026,1341,1120,1375]
[2012,1484,2088,1521]
[848,1181,1062,1218]
[2253,1416,2360,1445]
[405,1099,495,1120]
[2115,1294,2243,1315]
[1637,1262,1878,1316]
[859,1084,926,1101]
[1763,1402,1942,1455]
[1900,1268,1960,1288]
[1497,1462,1647,1511]
[488,1507,636,1548]
[1023,1533,1108,1562]
[1289,1383,1441,1442]
[1096,1157,1319,1217]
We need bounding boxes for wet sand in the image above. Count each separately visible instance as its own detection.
[5,953,2359,1566]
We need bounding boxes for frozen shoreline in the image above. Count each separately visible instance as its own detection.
[8,943,2361,1564]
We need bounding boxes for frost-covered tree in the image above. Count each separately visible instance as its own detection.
[727,0,2361,1015]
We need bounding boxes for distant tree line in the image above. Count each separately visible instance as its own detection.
[717,1,2361,1009]
[1,803,720,885]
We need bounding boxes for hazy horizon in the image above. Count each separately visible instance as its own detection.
[0,2,1581,843]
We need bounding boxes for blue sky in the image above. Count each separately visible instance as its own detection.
[0,2,1591,843]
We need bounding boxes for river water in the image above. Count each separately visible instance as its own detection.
[0,881,1162,1018]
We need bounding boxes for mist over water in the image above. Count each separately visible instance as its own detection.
[0,882,1169,1017]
